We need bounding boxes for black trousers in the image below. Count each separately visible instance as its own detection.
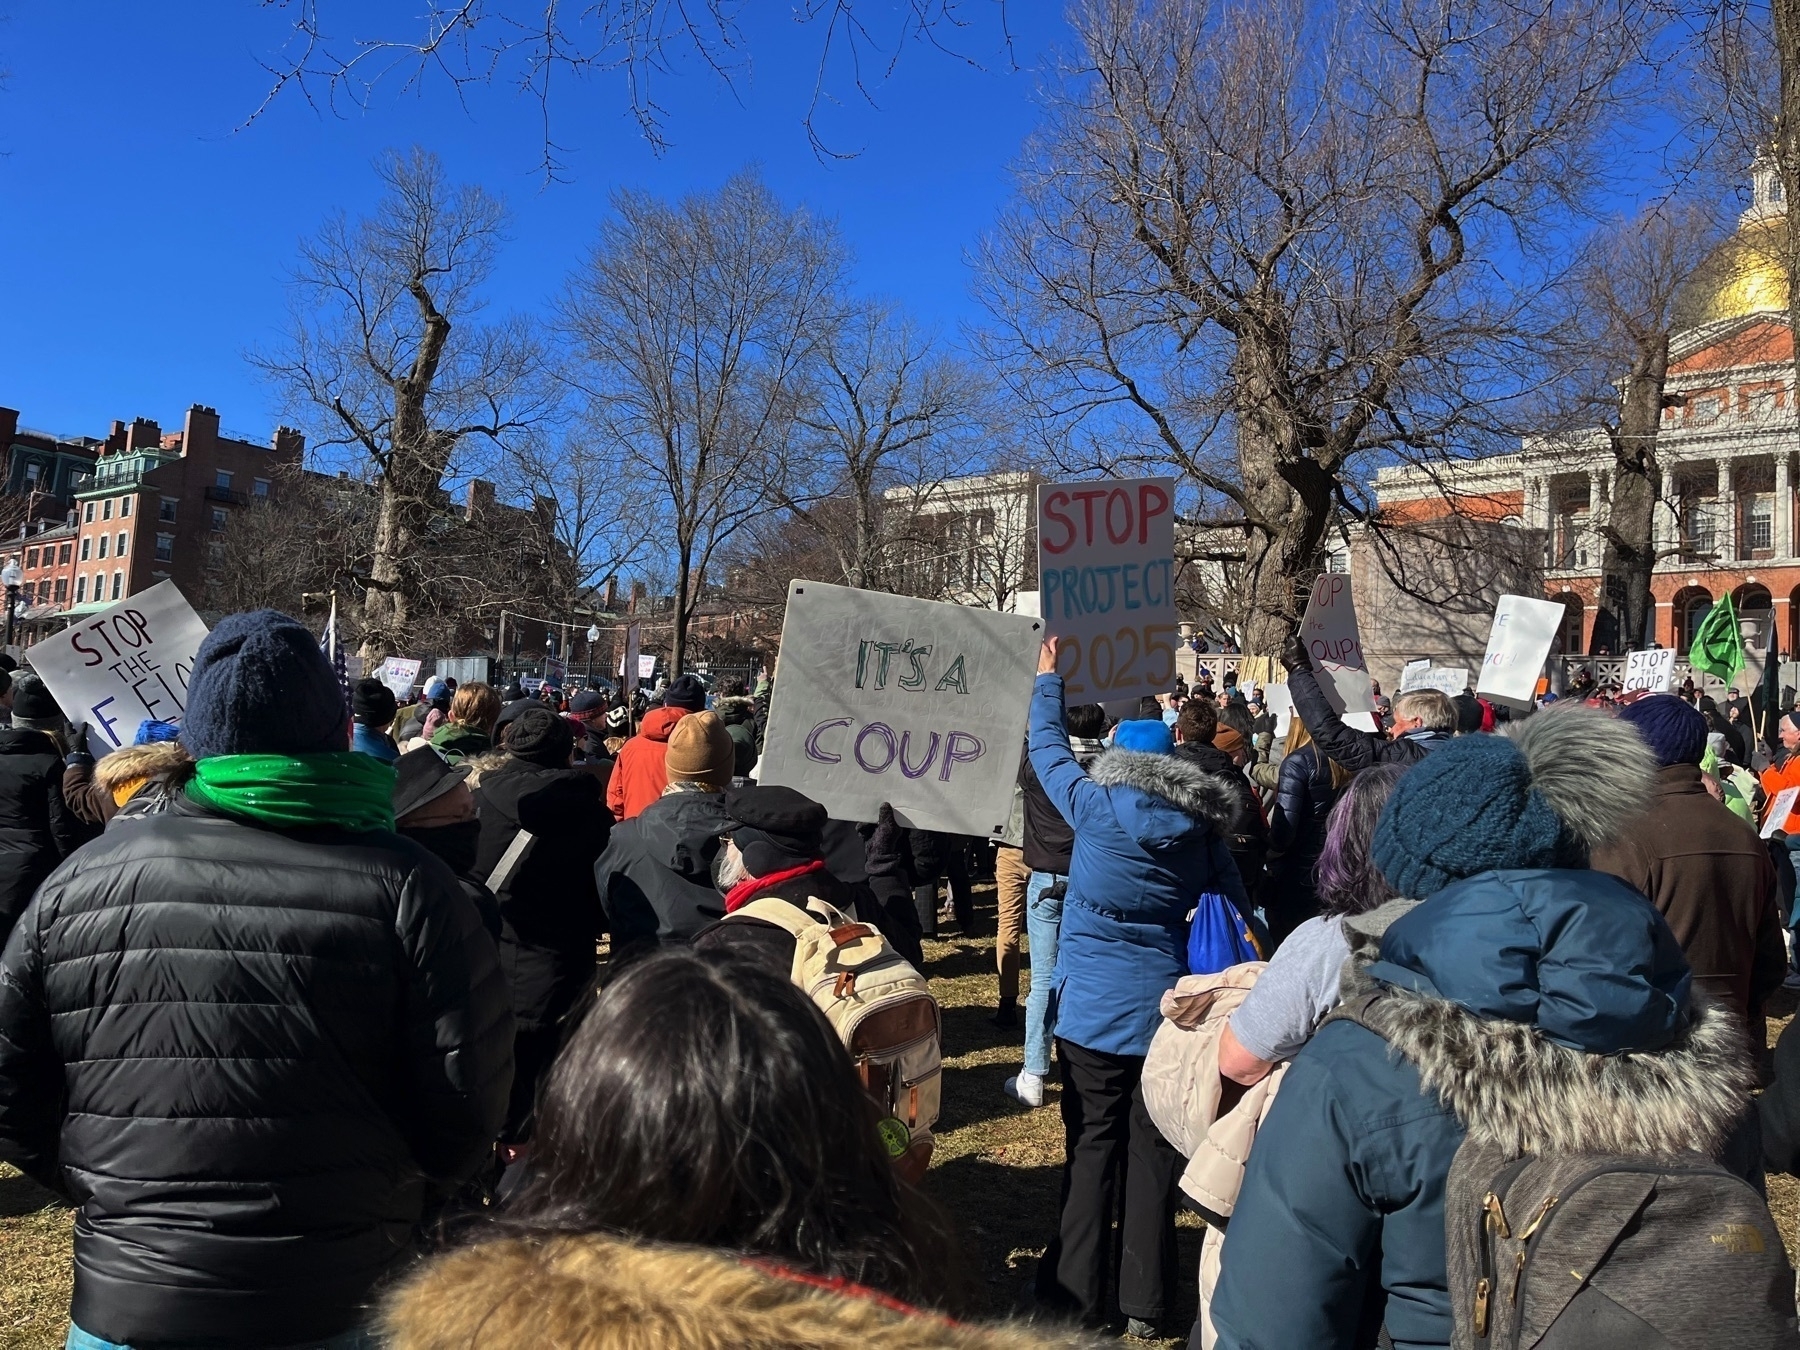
[912,840,976,936]
[1038,1038,1181,1326]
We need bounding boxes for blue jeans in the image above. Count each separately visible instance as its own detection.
[1024,870,1065,1078]
[69,1328,376,1350]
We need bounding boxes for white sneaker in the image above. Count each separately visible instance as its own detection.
[1004,1071,1045,1108]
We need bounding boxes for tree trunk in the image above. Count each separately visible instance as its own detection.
[361,480,412,660]
[1598,336,1670,652]
[671,547,691,676]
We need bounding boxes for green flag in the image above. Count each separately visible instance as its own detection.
[1689,592,1744,686]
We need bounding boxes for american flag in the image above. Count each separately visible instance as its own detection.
[321,594,350,716]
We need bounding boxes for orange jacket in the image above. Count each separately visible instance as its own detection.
[607,706,690,821]
[1759,754,1800,834]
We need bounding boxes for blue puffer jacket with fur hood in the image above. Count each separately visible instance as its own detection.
[1028,674,1247,1058]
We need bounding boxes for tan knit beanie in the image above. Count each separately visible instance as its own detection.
[662,710,735,790]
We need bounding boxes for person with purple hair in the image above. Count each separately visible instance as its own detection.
[1219,763,1409,1087]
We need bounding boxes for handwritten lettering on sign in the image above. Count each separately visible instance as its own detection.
[1299,574,1375,716]
[758,581,1040,836]
[1037,477,1178,703]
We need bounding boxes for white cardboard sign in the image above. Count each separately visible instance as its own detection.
[1037,477,1178,705]
[1298,574,1375,716]
[1475,594,1566,708]
[1763,786,1799,839]
[758,580,1042,836]
[1262,682,1293,738]
[27,580,210,755]
[1400,666,1470,697]
[1622,648,1676,694]
[377,657,422,700]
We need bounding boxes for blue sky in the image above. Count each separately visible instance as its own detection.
[0,2,1061,444]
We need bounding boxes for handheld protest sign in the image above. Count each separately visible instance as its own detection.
[1475,595,1566,709]
[1037,477,1178,705]
[1298,574,1375,716]
[758,581,1041,837]
[1622,649,1676,694]
[377,657,422,700]
[27,580,209,755]
[1399,666,1470,697]
[1763,787,1799,839]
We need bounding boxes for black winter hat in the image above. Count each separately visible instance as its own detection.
[10,673,63,728]
[352,677,398,727]
[507,704,574,767]
[723,784,828,876]
[180,609,348,761]
[569,690,606,715]
[392,746,471,820]
[665,673,708,711]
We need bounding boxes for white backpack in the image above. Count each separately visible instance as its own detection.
[727,897,941,1180]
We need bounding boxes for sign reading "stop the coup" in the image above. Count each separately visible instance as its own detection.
[1037,477,1178,704]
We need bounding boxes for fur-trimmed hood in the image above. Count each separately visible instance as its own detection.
[93,740,191,792]
[1088,748,1238,840]
[381,1233,1103,1350]
[713,694,756,725]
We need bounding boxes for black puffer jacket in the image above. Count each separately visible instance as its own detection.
[0,727,88,942]
[1172,740,1270,900]
[1020,736,1106,875]
[473,757,611,1028]
[1265,743,1342,944]
[595,789,734,966]
[0,795,513,1348]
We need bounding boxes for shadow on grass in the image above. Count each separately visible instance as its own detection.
[0,1166,69,1220]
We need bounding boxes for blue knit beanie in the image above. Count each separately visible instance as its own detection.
[1370,733,1563,898]
[1615,693,1707,767]
[180,610,349,761]
[1113,718,1173,754]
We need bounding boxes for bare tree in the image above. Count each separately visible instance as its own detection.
[560,171,842,673]
[776,299,986,590]
[495,429,653,612]
[248,1,1014,167]
[981,0,1653,654]
[1544,206,1720,650]
[253,148,555,659]
[200,466,362,620]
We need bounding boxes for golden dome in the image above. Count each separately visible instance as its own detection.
[1672,217,1789,331]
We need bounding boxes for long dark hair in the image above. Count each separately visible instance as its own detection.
[1313,763,1407,916]
[499,948,953,1307]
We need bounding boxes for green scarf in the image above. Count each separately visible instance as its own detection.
[187,752,398,834]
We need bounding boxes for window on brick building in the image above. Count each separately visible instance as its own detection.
[75,575,86,604]
[1749,495,1775,552]
[120,498,132,519]
[112,572,123,601]
[253,478,270,498]
[155,534,173,563]
[54,579,66,604]
[79,537,90,562]
[83,503,94,524]
[116,533,127,556]
[216,470,233,491]
[25,549,38,569]
[97,535,108,560]
[22,582,34,605]
[57,543,70,566]
[159,498,177,523]
[102,499,112,521]
[211,508,227,532]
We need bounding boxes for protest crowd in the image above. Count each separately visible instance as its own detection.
[3,583,1800,1350]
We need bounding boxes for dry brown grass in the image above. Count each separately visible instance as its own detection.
[0,883,1792,1350]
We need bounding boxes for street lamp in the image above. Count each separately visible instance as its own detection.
[0,558,21,650]
[586,623,600,688]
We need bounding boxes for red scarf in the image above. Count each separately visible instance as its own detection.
[723,859,827,913]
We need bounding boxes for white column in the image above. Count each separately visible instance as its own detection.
[1776,453,1792,560]
[1588,467,1610,567]
[1716,457,1737,560]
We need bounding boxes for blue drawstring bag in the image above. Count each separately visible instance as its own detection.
[1186,891,1261,975]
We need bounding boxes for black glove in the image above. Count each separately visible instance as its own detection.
[1280,633,1311,674]
[64,722,93,767]
[864,803,914,881]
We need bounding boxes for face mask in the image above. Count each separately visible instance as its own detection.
[401,818,482,877]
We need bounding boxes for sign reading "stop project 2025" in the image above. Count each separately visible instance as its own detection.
[1037,477,1178,704]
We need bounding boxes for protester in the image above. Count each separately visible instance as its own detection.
[378,950,1097,1349]
[473,703,612,1144]
[0,674,89,940]
[350,677,400,762]
[713,680,760,779]
[61,719,188,830]
[394,746,500,939]
[1761,711,1800,833]
[910,828,978,938]
[1280,636,1453,768]
[1172,698,1270,910]
[0,609,512,1350]
[1210,708,1763,1350]
[1594,693,1786,1060]
[1028,640,1248,1336]
[594,710,737,967]
[1006,702,1108,1109]
[1263,716,1348,948]
[431,681,501,763]
[607,673,706,820]
[397,675,451,742]
[994,776,1031,1029]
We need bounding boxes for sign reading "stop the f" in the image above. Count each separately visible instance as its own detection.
[1037,477,1178,705]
